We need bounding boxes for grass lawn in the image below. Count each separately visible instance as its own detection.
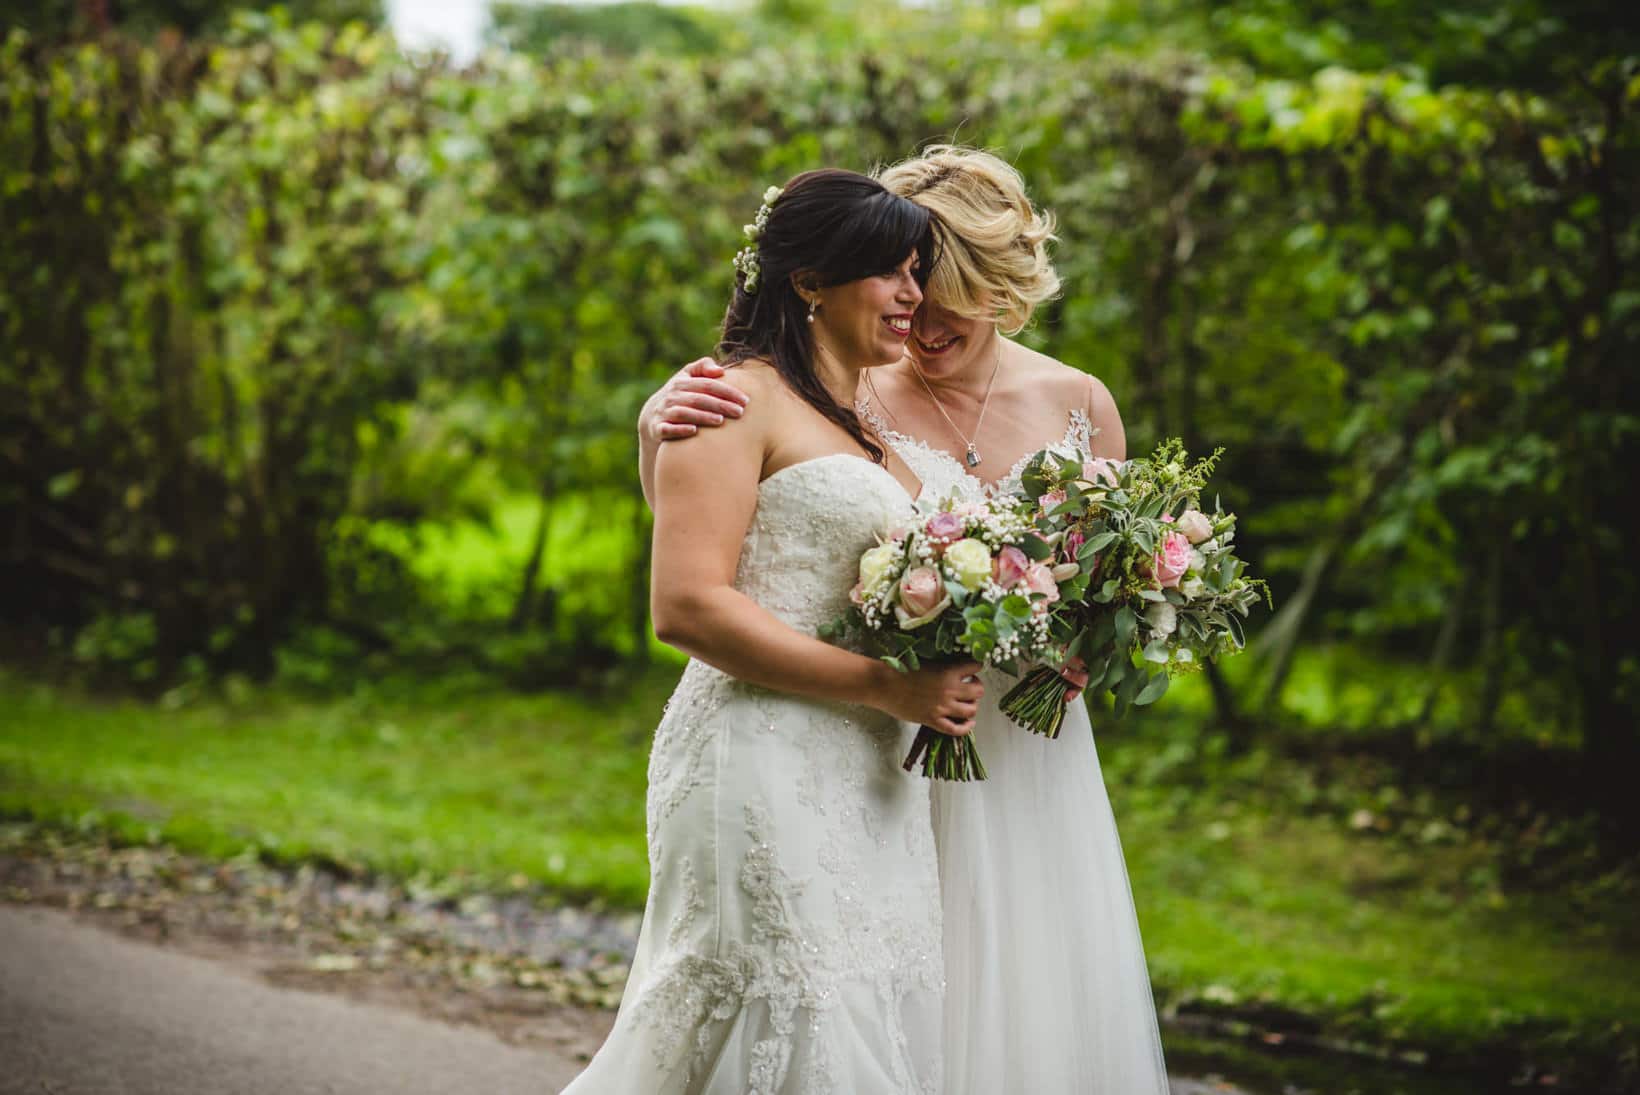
[1,661,1634,1080]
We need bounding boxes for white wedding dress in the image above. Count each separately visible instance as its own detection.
[860,401,1172,1095]
[561,453,944,1095]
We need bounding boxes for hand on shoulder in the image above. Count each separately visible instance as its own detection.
[646,357,755,442]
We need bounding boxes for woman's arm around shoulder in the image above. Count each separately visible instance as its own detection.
[637,358,754,509]
[649,361,781,646]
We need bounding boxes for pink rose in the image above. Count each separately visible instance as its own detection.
[894,566,951,629]
[1063,528,1086,563]
[1024,562,1060,604]
[993,545,1029,588]
[1039,489,1067,514]
[1153,530,1192,589]
[1086,457,1121,487]
[1176,509,1213,544]
[849,581,865,607]
[925,511,964,542]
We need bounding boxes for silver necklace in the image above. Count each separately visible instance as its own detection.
[911,338,1003,469]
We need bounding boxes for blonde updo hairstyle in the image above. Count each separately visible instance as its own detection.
[876,145,1060,335]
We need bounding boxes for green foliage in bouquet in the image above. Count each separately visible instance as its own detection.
[822,496,1065,781]
[1003,440,1272,736]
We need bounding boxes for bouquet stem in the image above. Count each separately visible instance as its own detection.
[999,667,1073,738]
[902,725,988,781]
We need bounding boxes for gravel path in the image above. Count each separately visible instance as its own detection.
[0,904,580,1094]
[0,825,1258,1094]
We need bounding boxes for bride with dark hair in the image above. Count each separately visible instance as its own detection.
[561,169,982,1094]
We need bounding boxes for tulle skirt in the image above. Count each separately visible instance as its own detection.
[931,669,1170,1094]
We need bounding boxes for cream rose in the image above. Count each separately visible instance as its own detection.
[1176,509,1213,544]
[944,538,994,591]
[858,542,900,597]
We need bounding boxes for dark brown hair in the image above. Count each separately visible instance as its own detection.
[717,169,936,463]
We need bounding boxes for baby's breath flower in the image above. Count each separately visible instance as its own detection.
[732,185,783,293]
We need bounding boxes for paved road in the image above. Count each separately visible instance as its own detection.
[0,905,580,1094]
[0,904,1245,1095]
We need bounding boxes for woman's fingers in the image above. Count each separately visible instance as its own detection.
[676,378,750,406]
[681,357,724,378]
[656,422,698,439]
[660,406,728,428]
[665,390,744,419]
[1058,654,1090,689]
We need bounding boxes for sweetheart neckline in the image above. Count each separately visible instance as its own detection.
[758,451,921,503]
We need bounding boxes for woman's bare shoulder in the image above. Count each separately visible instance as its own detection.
[721,358,788,400]
[1009,342,1125,456]
[1010,343,1112,405]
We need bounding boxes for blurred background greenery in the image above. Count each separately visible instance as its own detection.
[2,0,1637,1089]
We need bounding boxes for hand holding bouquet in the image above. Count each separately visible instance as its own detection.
[823,495,1077,780]
[999,439,1270,738]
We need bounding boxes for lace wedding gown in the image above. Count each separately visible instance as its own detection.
[561,454,944,1095]
[860,401,1172,1095]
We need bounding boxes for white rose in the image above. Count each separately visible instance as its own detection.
[858,543,900,597]
[1181,576,1206,601]
[1144,601,1178,638]
[944,538,994,592]
[1177,509,1214,544]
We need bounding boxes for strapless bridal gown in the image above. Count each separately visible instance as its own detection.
[561,454,944,1095]
[859,401,1172,1095]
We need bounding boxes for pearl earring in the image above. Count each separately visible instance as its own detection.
[807,298,817,324]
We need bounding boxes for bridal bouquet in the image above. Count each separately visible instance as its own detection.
[822,495,1079,780]
[999,439,1270,738]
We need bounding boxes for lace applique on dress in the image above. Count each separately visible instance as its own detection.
[564,455,943,1095]
[856,399,1099,503]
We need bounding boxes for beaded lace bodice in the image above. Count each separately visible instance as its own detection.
[731,453,917,633]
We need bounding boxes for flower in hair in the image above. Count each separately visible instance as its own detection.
[733,185,783,293]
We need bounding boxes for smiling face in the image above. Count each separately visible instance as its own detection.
[810,251,924,369]
[908,296,998,380]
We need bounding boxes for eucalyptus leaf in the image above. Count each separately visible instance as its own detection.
[1021,535,1055,561]
[1134,671,1171,706]
[1114,606,1137,648]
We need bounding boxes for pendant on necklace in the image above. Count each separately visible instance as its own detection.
[965,445,982,469]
